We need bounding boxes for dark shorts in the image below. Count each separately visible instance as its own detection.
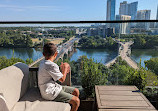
[54,86,75,103]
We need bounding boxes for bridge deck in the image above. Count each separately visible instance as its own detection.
[95,85,156,111]
[105,41,139,69]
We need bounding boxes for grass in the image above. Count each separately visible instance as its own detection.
[31,38,42,43]
[32,38,65,45]
[48,38,65,44]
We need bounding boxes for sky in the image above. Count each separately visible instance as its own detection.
[0,0,157,21]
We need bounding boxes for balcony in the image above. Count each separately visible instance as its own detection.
[0,21,158,111]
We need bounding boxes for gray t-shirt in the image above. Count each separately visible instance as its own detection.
[38,60,63,100]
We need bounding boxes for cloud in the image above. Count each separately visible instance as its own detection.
[0,4,61,12]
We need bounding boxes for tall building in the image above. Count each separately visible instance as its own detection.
[137,10,151,30]
[117,15,131,34]
[155,5,158,28]
[119,1,138,20]
[106,0,116,21]
[119,1,128,16]
[157,5,158,20]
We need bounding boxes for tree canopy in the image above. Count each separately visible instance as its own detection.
[79,36,118,49]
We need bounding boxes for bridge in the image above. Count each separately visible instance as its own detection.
[29,38,79,67]
[105,41,139,69]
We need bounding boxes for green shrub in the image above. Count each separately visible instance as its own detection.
[80,56,108,97]
[145,58,158,75]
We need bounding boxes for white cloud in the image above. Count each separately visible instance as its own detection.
[0,4,61,12]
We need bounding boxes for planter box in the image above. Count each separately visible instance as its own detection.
[78,99,96,111]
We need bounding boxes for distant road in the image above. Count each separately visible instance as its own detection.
[119,42,139,69]
[105,40,139,69]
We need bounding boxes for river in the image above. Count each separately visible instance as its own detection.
[0,48,158,68]
[70,48,118,64]
[0,48,118,65]
[131,49,158,68]
[0,48,43,61]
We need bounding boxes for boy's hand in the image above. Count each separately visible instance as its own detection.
[60,62,64,71]
[63,62,70,69]
[63,63,70,74]
[60,62,70,74]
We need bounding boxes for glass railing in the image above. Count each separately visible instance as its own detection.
[0,21,158,108]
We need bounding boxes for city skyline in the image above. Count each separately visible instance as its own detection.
[0,0,157,21]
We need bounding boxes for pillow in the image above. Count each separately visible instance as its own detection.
[0,93,9,111]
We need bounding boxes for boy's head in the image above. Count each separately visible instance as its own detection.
[43,42,57,59]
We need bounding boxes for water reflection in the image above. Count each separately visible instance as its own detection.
[0,48,43,61]
[131,49,158,67]
[70,48,118,64]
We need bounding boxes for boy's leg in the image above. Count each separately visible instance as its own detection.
[62,86,80,97]
[54,89,80,111]
[72,88,79,97]
[69,96,80,111]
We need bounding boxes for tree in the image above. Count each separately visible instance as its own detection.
[145,58,158,75]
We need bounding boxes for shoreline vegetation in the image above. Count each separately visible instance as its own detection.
[78,36,118,50]
[116,34,158,49]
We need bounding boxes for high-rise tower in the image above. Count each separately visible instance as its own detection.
[119,1,138,20]
[137,10,151,30]
[106,0,116,21]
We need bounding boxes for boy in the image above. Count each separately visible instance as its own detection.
[38,42,80,111]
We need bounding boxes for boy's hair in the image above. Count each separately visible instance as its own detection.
[43,42,57,58]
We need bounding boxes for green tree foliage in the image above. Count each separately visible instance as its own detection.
[56,55,158,98]
[124,68,147,90]
[80,56,108,97]
[48,30,75,38]
[119,34,158,49]
[108,57,155,90]
[79,36,118,49]
[145,58,158,75]
[0,32,33,48]
[25,58,34,65]
[63,36,71,43]
[0,56,33,70]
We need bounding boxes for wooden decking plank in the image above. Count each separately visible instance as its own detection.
[99,90,140,96]
[101,101,149,107]
[95,86,102,110]
[99,109,157,111]
[98,85,138,91]
[100,95,144,101]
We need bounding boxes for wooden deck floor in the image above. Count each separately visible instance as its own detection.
[95,86,157,111]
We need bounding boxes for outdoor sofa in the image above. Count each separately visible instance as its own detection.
[0,62,71,111]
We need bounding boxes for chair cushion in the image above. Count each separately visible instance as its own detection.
[0,93,9,111]
[20,88,45,102]
[13,88,71,111]
[0,63,29,110]
[12,101,71,111]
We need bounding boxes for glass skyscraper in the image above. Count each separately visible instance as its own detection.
[119,1,138,20]
[137,10,151,30]
[106,0,116,21]
[128,2,138,20]
[156,6,158,20]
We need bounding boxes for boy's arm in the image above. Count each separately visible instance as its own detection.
[59,62,70,83]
